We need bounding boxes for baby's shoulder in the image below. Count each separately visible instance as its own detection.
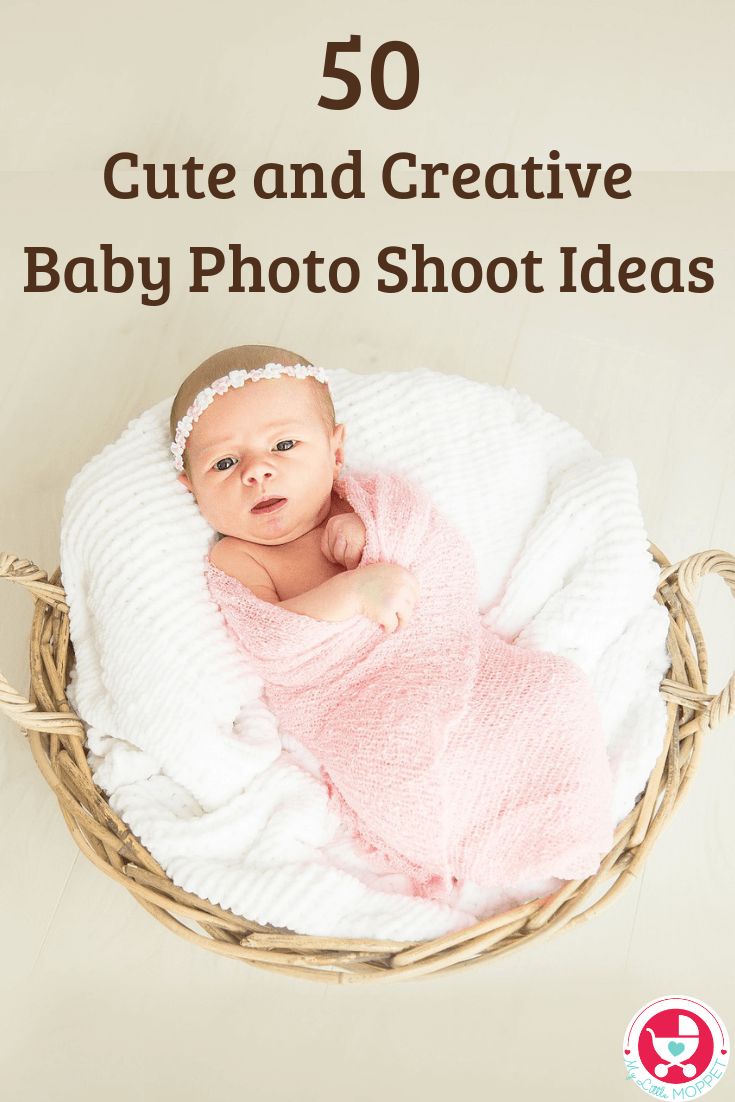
[209,534,239,565]
[208,536,279,600]
[209,535,270,574]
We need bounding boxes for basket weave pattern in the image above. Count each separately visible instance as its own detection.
[1,546,733,984]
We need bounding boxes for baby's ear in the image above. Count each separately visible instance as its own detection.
[332,422,346,466]
[177,471,193,492]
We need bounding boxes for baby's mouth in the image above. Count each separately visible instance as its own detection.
[251,497,287,514]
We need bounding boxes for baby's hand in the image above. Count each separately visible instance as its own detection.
[353,563,420,634]
[321,512,367,570]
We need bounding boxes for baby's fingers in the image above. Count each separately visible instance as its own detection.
[345,539,364,570]
[332,533,349,564]
[324,531,362,569]
[321,527,338,564]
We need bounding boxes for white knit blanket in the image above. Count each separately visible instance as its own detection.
[60,367,671,940]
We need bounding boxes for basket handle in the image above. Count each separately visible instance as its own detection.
[658,549,735,731]
[0,552,85,738]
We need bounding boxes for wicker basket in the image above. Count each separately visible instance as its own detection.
[1,546,733,984]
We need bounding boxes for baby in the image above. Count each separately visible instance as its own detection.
[170,343,616,899]
[171,344,419,632]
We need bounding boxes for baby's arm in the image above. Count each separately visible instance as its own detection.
[210,539,417,631]
[282,564,418,633]
[280,573,363,621]
[209,540,362,622]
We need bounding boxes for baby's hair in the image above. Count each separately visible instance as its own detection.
[169,343,337,477]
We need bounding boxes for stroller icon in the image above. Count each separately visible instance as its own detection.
[646,1014,700,1079]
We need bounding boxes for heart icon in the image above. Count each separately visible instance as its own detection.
[668,1041,685,1056]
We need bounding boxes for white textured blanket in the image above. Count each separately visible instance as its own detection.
[60,367,671,940]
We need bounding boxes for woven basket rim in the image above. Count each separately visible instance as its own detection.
[2,543,733,983]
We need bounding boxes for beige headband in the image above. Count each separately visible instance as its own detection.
[170,362,330,472]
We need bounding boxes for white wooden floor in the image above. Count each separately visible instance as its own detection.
[2,2,734,1099]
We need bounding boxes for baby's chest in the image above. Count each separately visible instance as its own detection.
[265,539,347,601]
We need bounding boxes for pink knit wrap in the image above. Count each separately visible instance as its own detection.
[205,468,616,900]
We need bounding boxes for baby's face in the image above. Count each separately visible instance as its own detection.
[178,376,345,545]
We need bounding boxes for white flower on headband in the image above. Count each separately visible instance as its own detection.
[170,362,330,472]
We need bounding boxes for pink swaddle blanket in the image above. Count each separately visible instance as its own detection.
[205,468,616,900]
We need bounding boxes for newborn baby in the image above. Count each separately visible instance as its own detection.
[173,343,418,631]
[171,343,616,900]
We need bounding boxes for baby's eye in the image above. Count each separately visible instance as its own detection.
[212,441,295,472]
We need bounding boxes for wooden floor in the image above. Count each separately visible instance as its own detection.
[1,2,734,1099]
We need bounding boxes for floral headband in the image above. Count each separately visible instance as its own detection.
[170,362,330,472]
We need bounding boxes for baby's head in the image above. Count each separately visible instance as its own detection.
[170,344,346,544]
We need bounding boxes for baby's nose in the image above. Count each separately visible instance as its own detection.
[240,456,274,482]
